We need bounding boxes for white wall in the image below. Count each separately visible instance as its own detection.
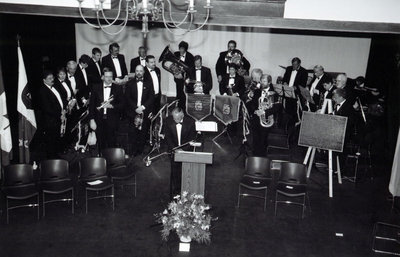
[284,0,400,23]
[76,24,371,96]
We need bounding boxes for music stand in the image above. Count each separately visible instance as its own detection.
[299,86,314,104]
[282,85,296,99]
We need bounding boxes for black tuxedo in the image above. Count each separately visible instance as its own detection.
[53,79,73,106]
[89,82,125,149]
[87,58,103,84]
[308,73,331,111]
[173,51,195,109]
[125,78,155,155]
[187,66,213,94]
[164,115,197,197]
[101,54,128,79]
[38,83,64,157]
[75,66,90,102]
[215,50,251,77]
[219,74,245,98]
[282,66,309,89]
[130,56,146,73]
[319,85,336,109]
[144,66,162,113]
[342,85,356,105]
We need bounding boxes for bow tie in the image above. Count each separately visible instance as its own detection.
[149,69,154,72]
[104,85,112,88]
[140,58,145,60]
[176,122,182,125]
[69,75,74,78]
[112,56,118,59]
[136,78,143,82]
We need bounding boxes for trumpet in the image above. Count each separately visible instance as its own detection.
[97,95,114,110]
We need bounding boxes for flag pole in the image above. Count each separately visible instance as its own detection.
[16,34,21,47]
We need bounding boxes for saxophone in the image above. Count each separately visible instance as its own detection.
[258,89,274,128]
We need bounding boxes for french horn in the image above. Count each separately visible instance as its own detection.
[159,45,190,76]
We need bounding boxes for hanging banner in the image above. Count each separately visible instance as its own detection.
[213,95,240,125]
[185,93,212,121]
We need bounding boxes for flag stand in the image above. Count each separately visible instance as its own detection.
[212,126,232,144]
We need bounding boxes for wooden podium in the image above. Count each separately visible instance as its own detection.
[174,151,213,196]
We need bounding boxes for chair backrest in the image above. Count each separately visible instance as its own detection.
[245,157,271,177]
[40,159,69,181]
[279,162,307,184]
[79,157,107,180]
[2,164,34,186]
[101,148,126,167]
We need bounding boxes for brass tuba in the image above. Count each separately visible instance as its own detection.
[159,45,189,76]
[258,89,275,128]
[225,49,246,76]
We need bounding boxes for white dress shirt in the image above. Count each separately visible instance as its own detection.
[148,67,159,94]
[176,122,182,146]
[79,64,88,86]
[195,68,202,82]
[288,69,297,87]
[228,76,235,86]
[112,56,122,77]
[140,57,146,66]
[310,75,322,96]
[45,83,63,109]
[136,81,143,107]
[180,54,186,62]
[68,73,77,93]
[103,83,112,114]
[59,79,72,99]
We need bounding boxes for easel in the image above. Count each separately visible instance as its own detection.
[303,99,342,198]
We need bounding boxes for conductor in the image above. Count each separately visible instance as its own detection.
[164,107,197,198]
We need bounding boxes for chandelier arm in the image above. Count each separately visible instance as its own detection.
[186,8,210,32]
[96,7,130,35]
[164,0,189,28]
[161,8,190,35]
[99,0,124,26]
[78,3,101,28]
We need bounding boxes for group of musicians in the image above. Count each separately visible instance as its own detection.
[36,40,384,193]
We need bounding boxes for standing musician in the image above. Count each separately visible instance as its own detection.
[130,46,147,73]
[125,65,155,156]
[143,55,162,114]
[245,68,263,105]
[248,74,282,157]
[163,107,197,198]
[219,63,245,98]
[102,42,128,80]
[87,47,103,85]
[173,41,195,109]
[186,55,213,95]
[38,70,64,158]
[89,68,125,150]
[216,40,251,83]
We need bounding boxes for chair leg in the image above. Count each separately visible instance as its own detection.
[263,189,267,212]
[302,195,306,219]
[85,189,88,214]
[71,188,75,214]
[307,193,312,213]
[112,186,115,211]
[6,198,9,224]
[37,195,40,220]
[237,185,241,208]
[43,192,46,217]
[274,192,278,217]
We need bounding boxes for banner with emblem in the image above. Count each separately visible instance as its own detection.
[213,95,240,125]
[185,93,212,121]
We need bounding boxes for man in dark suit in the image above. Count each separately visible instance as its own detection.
[143,55,162,114]
[101,42,128,79]
[282,57,309,120]
[164,107,197,197]
[130,46,147,73]
[318,77,336,111]
[75,54,91,102]
[87,47,103,85]
[308,65,331,111]
[186,55,212,94]
[38,70,64,158]
[89,68,125,150]
[54,67,73,107]
[336,73,356,105]
[125,65,155,156]
[173,41,195,109]
[215,40,250,84]
[219,63,245,98]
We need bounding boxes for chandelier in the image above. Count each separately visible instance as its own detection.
[77,0,213,38]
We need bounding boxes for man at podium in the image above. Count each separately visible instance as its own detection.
[164,107,197,198]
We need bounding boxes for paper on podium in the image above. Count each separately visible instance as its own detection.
[195,121,218,132]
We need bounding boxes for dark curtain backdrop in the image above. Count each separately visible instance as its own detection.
[0,13,76,163]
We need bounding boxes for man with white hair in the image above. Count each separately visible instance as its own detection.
[336,73,356,104]
[308,65,331,111]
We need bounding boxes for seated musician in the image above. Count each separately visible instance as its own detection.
[248,74,282,157]
[186,55,213,95]
[317,77,336,113]
[219,63,245,99]
[163,107,197,198]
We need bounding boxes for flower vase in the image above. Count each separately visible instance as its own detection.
[179,235,191,252]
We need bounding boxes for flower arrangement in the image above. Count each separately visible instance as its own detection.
[156,191,215,244]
